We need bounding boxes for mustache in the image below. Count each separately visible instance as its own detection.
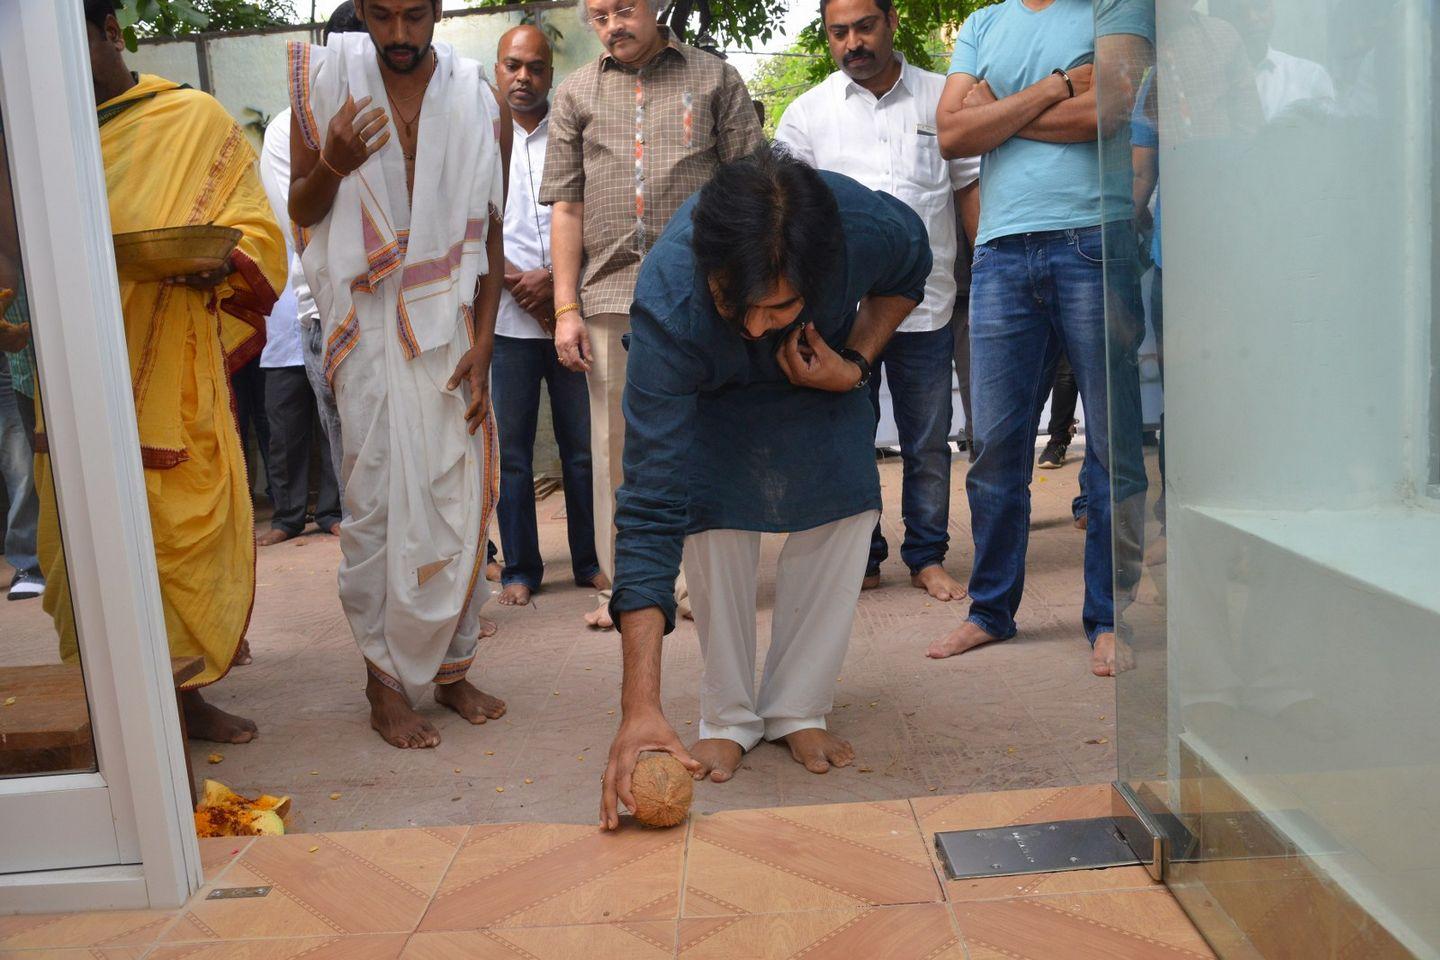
[384,44,421,58]
[843,48,873,64]
[608,30,635,42]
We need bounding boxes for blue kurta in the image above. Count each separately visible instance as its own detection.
[610,171,932,632]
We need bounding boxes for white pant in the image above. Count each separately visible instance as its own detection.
[684,510,878,751]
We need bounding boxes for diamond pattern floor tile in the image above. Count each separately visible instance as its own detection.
[146,933,410,959]
[913,784,1159,900]
[0,911,174,950]
[163,827,467,942]
[952,889,1216,959]
[683,800,940,916]
[402,924,676,959]
[418,821,686,931]
[677,903,962,959]
[0,950,146,960]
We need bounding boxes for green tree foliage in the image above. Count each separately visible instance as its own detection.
[752,0,1000,131]
[114,0,298,49]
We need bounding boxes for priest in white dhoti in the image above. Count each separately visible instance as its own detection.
[287,0,510,749]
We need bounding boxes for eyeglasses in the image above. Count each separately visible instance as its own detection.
[586,5,637,28]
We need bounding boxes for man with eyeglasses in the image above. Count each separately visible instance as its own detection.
[487,25,604,609]
[540,0,763,630]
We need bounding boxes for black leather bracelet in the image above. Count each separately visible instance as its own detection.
[838,347,871,389]
[1052,67,1075,99]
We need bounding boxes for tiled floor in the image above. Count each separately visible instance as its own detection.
[0,786,1216,959]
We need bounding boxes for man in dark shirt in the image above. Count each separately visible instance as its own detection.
[599,146,932,829]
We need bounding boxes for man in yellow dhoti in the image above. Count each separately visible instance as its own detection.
[32,1,286,743]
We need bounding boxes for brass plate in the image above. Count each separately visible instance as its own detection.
[113,225,240,283]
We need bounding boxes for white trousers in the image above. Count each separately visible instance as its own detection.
[684,509,878,751]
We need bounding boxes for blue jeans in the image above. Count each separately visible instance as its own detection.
[0,364,40,577]
[491,335,600,590]
[867,324,955,575]
[966,225,1145,644]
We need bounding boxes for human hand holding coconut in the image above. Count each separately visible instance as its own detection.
[601,609,702,831]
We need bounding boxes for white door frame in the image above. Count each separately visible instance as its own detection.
[0,0,199,912]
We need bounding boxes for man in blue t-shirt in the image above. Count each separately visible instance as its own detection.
[597,146,933,826]
[933,0,1152,676]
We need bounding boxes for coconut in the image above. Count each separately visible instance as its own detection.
[629,754,693,828]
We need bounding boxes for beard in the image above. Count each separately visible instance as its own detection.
[380,42,429,74]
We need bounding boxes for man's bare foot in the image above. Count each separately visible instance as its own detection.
[689,738,744,782]
[1075,514,1088,531]
[1144,534,1167,567]
[1091,632,1135,677]
[434,679,507,724]
[233,638,253,666]
[323,523,341,537]
[588,572,611,591]
[366,673,439,748]
[926,621,1003,659]
[256,527,293,547]
[781,728,854,774]
[180,689,258,744]
[862,572,880,590]
[584,601,614,630]
[485,561,502,582]
[498,583,532,606]
[911,565,967,602]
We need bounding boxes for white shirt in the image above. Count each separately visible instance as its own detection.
[496,116,552,340]
[258,108,318,368]
[775,56,979,334]
[1256,47,1336,123]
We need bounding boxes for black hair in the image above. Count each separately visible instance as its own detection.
[818,0,892,21]
[692,143,844,330]
[324,1,366,42]
[84,0,117,30]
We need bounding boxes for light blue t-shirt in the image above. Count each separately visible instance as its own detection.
[949,0,1154,245]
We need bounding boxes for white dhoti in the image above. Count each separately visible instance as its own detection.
[291,35,503,705]
[683,509,879,750]
[333,287,497,705]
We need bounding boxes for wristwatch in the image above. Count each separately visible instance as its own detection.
[837,347,871,389]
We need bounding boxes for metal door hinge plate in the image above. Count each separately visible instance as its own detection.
[206,885,271,900]
[935,817,1141,881]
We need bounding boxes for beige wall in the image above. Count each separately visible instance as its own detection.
[128,4,602,147]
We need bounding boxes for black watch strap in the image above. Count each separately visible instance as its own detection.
[838,347,871,389]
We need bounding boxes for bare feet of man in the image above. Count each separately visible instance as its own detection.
[181,689,258,743]
[434,679,507,724]
[912,565,967,601]
[689,738,744,782]
[1091,632,1135,677]
[256,528,293,547]
[479,617,498,638]
[584,601,614,630]
[233,638,253,666]
[862,572,881,590]
[323,523,342,537]
[588,572,611,591]
[366,672,440,748]
[926,621,1003,659]
[782,728,855,774]
[498,583,532,606]
[485,561,502,582]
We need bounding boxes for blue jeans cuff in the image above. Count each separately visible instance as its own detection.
[966,612,1015,642]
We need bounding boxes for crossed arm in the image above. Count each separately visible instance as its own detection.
[936,66,1096,160]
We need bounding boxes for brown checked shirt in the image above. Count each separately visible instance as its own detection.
[539,29,763,316]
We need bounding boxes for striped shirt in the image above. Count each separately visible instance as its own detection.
[538,29,762,316]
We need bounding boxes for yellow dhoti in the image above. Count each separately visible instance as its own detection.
[38,75,284,689]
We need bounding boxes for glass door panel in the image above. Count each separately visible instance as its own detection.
[0,113,97,785]
[1098,1,1440,957]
